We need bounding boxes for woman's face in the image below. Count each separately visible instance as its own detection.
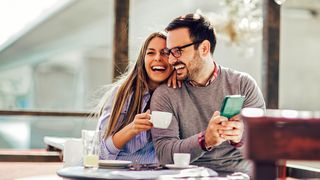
[144,37,173,89]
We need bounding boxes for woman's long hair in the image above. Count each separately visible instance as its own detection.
[98,32,167,138]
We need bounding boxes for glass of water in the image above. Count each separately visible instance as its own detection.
[82,130,100,168]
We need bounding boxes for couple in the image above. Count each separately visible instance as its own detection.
[97,13,265,174]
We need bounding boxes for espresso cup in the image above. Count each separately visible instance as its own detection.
[173,153,191,167]
[150,111,172,129]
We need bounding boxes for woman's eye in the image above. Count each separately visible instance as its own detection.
[147,52,155,55]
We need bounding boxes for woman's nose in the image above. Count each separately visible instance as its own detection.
[154,53,162,61]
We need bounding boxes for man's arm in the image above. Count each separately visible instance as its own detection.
[240,73,266,109]
[150,86,205,164]
[216,73,266,148]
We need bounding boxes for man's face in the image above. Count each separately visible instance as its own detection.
[166,28,202,81]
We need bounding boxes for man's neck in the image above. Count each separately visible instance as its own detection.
[190,59,215,86]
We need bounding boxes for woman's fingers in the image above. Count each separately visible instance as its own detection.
[134,118,153,126]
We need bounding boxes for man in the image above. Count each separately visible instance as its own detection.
[150,13,265,174]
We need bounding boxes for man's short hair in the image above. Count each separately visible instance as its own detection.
[165,13,216,54]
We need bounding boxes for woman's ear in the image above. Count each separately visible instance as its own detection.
[199,40,211,57]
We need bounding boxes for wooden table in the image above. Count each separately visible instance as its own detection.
[286,160,320,179]
[242,108,320,180]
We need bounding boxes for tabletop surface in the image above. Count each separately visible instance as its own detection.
[57,166,224,180]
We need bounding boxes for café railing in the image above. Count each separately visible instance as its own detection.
[0,109,92,162]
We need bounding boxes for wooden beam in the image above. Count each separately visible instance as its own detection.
[262,0,280,109]
[113,0,130,81]
[0,110,91,117]
[0,150,61,162]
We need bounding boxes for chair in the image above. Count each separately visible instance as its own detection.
[241,108,320,180]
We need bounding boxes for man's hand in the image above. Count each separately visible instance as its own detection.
[205,111,229,147]
[218,114,244,143]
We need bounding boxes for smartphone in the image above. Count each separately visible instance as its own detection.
[220,95,245,119]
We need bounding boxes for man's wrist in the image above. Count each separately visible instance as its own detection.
[229,139,244,148]
[198,131,213,151]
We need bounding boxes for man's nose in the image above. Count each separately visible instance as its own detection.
[168,54,177,65]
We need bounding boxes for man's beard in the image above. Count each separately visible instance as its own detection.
[186,53,202,81]
[173,52,203,81]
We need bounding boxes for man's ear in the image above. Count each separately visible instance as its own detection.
[198,40,211,57]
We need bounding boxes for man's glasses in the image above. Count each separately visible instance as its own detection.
[163,41,202,58]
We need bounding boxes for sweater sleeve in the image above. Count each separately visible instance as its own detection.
[150,86,205,164]
[240,73,266,109]
[97,86,121,160]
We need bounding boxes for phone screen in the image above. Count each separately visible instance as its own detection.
[220,95,245,119]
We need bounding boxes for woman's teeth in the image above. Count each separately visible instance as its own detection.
[152,66,166,71]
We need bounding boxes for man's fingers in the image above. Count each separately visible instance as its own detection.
[229,114,241,121]
[221,121,241,129]
[212,115,228,125]
[219,129,240,136]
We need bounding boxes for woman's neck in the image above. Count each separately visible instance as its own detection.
[147,81,160,92]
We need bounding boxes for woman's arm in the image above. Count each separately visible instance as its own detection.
[112,110,153,149]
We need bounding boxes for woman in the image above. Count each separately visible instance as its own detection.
[97,32,173,164]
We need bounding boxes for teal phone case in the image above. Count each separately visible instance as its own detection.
[220,95,245,119]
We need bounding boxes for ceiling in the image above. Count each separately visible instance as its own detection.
[0,0,319,71]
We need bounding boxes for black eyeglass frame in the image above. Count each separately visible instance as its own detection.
[164,41,202,58]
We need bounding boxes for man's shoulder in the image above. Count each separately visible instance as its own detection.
[154,83,178,95]
[220,66,253,81]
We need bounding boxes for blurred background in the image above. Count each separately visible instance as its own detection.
[0,0,319,149]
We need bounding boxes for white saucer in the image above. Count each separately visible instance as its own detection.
[98,160,132,168]
[165,164,198,169]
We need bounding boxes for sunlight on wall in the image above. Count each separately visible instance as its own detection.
[0,0,70,49]
[0,121,29,148]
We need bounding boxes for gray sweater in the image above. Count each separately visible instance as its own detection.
[150,65,265,174]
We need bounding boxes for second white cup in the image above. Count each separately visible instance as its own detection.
[173,153,190,167]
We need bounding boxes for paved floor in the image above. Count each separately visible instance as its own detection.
[0,162,62,180]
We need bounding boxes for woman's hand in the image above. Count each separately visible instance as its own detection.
[112,110,153,149]
[129,110,153,136]
[167,70,182,89]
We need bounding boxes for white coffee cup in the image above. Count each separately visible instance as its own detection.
[63,139,83,167]
[173,153,190,167]
[150,111,172,129]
